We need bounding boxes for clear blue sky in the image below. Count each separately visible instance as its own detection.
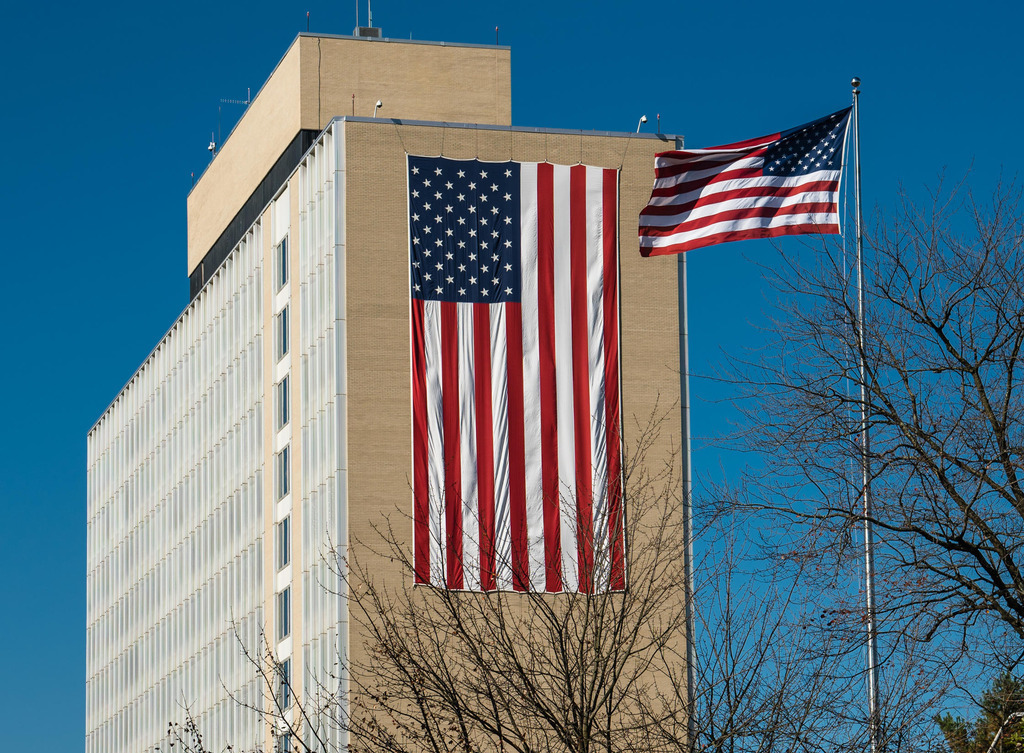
[1,1,1018,749]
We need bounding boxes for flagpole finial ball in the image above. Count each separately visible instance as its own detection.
[851,76,861,89]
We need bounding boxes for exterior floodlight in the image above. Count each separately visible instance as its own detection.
[636,115,648,133]
[373,100,383,118]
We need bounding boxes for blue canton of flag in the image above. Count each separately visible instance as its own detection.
[764,109,848,176]
[409,156,522,303]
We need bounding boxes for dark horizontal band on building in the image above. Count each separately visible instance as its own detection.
[189,129,321,300]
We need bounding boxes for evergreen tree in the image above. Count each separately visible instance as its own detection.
[938,675,1024,753]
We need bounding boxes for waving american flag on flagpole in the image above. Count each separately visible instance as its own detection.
[638,108,852,256]
[408,156,624,594]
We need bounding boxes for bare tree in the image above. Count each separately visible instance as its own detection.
[335,412,690,753]
[218,409,947,753]
[721,178,1024,736]
[154,411,951,753]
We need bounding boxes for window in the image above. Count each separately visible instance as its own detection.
[276,517,290,571]
[277,588,291,640]
[276,733,291,752]
[276,306,289,361]
[276,376,289,429]
[276,445,290,500]
[276,236,289,290]
[277,656,292,708]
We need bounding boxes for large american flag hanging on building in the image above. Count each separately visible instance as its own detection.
[638,108,852,256]
[408,156,624,593]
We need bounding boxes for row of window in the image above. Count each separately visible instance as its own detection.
[275,234,293,728]
[276,236,290,363]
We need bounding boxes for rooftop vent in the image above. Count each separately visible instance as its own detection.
[354,26,381,38]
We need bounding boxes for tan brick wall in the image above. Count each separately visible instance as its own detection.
[188,35,511,275]
[297,36,512,131]
[188,45,302,274]
[339,119,684,718]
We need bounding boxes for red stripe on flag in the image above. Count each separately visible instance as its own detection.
[640,201,839,238]
[648,165,766,197]
[653,131,778,162]
[505,302,529,591]
[569,165,594,593]
[641,222,841,257]
[640,180,840,217]
[651,152,741,176]
[602,170,625,590]
[536,162,563,593]
[411,298,430,584]
[652,152,767,182]
[473,304,496,591]
[440,301,463,589]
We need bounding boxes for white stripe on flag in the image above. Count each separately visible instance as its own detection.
[423,301,445,585]
[458,302,480,591]
[586,166,610,586]
[643,211,841,249]
[519,163,546,591]
[490,305,513,590]
[651,155,764,187]
[644,188,840,227]
[643,170,841,210]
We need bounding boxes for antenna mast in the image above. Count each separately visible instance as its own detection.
[217,88,252,145]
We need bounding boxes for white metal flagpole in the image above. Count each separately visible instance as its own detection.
[852,75,882,753]
[677,251,697,752]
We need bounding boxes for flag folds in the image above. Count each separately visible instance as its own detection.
[638,108,852,256]
[408,156,624,594]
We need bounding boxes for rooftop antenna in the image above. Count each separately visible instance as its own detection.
[657,113,661,134]
[353,0,381,37]
[217,88,251,146]
[495,26,499,45]
[306,11,310,31]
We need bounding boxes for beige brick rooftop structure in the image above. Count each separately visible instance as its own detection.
[187,34,512,280]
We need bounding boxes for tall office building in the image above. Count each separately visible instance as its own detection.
[86,30,681,752]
